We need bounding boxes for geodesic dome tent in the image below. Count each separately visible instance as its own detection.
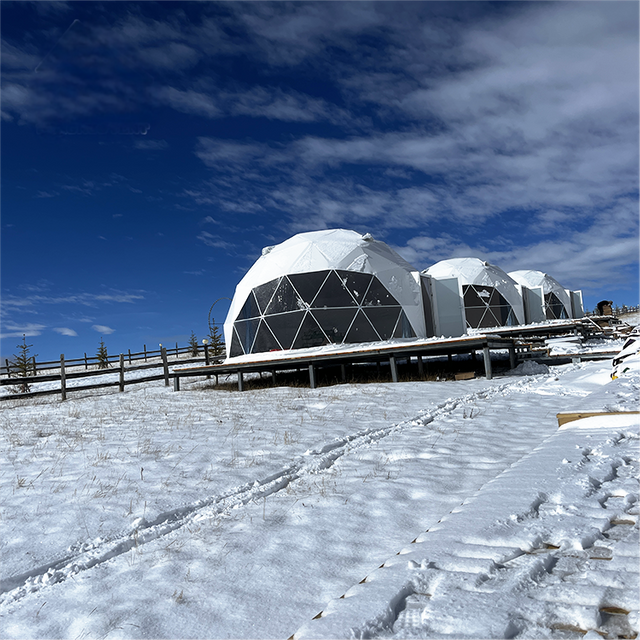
[423,258,525,330]
[508,270,572,320]
[224,229,426,358]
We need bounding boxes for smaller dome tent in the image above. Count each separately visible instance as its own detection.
[224,229,425,358]
[424,258,525,329]
[509,270,572,320]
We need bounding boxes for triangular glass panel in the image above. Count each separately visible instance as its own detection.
[463,285,485,309]
[234,319,260,354]
[478,307,499,328]
[229,327,244,357]
[253,278,280,314]
[363,307,401,340]
[288,271,330,306]
[237,291,260,320]
[392,310,416,338]
[312,308,358,344]
[505,308,518,326]
[252,320,282,354]
[335,270,374,306]
[344,310,381,343]
[362,277,399,307]
[473,285,493,307]
[464,305,485,328]
[265,311,305,350]
[311,270,357,308]
[292,312,329,349]
[487,287,503,306]
[266,276,305,314]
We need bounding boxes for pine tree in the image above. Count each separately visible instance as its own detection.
[12,334,37,393]
[208,318,225,357]
[96,338,110,369]
[188,331,200,356]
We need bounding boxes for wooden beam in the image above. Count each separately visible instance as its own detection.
[556,411,639,427]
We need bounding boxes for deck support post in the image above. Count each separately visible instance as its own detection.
[272,370,277,386]
[483,346,493,380]
[340,364,346,382]
[309,363,317,389]
[390,356,399,383]
[417,355,424,377]
[509,344,516,370]
[238,372,244,391]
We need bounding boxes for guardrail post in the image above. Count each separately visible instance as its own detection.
[162,348,169,386]
[173,374,180,392]
[60,354,67,401]
[119,354,125,392]
[389,356,399,383]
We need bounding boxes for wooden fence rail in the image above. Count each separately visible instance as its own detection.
[2,342,222,377]
[1,347,222,402]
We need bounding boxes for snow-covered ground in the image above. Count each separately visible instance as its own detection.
[0,359,637,639]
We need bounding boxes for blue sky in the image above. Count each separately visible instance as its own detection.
[2,1,638,362]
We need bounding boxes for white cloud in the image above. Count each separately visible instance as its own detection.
[0,323,46,339]
[92,324,115,335]
[53,327,78,337]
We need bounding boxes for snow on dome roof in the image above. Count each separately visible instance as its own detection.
[424,257,525,325]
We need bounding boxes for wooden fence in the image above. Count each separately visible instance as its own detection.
[1,346,222,402]
[1,342,209,377]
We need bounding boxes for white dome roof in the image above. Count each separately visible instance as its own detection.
[509,269,571,315]
[424,257,525,325]
[224,229,424,355]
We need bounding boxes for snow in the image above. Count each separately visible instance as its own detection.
[1,359,637,639]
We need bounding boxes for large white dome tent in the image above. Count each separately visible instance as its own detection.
[509,270,574,320]
[423,258,525,330]
[224,229,427,358]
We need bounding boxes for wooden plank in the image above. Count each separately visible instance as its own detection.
[556,411,640,427]
[454,371,475,381]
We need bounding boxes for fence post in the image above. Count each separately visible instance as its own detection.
[162,347,169,386]
[60,354,67,401]
[204,343,210,380]
[5,358,10,378]
[175,342,179,357]
[144,344,147,362]
[173,374,180,392]
[84,353,88,370]
[128,349,132,365]
[32,356,37,376]
[119,354,125,392]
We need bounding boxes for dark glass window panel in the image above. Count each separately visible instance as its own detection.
[234,319,260,353]
[362,277,399,307]
[505,308,519,326]
[253,278,280,314]
[312,308,358,344]
[463,285,487,309]
[474,286,494,307]
[288,271,330,305]
[335,270,374,304]
[266,277,305,314]
[363,307,401,340]
[292,312,329,349]
[493,304,516,326]
[464,306,486,328]
[478,308,499,328]
[238,291,260,320]
[545,293,567,320]
[344,310,381,343]
[393,310,416,338]
[229,328,244,357]
[265,311,305,350]
[488,287,505,306]
[312,270,357,308]
[252,320,282,354]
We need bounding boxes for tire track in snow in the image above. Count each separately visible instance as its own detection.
[0,376,544,606]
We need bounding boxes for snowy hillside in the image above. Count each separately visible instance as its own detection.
[1,361,637,639]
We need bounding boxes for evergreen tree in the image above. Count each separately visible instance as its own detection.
[12,334,37,393]
[188,331,200,356]
[96,338,110,369]
[208,318,225,357]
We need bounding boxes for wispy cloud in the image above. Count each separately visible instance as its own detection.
[92,324,115,335]
[53,327,78,337]
[0,323,46,339]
